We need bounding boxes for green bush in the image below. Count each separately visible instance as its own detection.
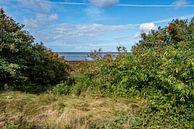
[0,57,20,90]
[72,18,194,101]
[52,81,71,95]
[0,9,70,92]
[69,18,194,128]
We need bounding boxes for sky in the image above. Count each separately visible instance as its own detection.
[0,0,194,52]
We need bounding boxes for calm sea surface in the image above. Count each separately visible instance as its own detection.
[57,52,119,61]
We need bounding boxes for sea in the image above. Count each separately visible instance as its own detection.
[57,52,119,61]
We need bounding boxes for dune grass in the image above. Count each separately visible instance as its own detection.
[0,91,146,129]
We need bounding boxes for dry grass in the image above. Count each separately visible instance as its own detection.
[0,91,146,129]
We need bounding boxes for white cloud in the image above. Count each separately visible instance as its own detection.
[22,19,38,29]
[174,0,188,8]
[49,14,59,21]
[18,0,50,12]
[50,23,133,40]
[40,23,135,52]
[135,23,157,38]
[89,0,119,7]
[0,0,57,31]
[85,6,111,21]
[139,23,157,34]
[40,23,135,47]
[13,0,58,32]
[22,13,58,30]
[36,13,59,22]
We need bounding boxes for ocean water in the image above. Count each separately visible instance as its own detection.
[57,52,119,61]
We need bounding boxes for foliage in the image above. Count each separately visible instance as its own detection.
[0,57,20,89]
[0,7,193,128]
[52,81,71,95]
[0,8,70,91]
[71,18,194,100]
[132,18,194,55]
[61,18,194,128]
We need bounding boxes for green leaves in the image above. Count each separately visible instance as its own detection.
[47,18,194,128]
[72,18,194,105]
[0,9,70,91]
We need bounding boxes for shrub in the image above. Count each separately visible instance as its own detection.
[71,18,194,104]
[0,9,70,92]
[52,81,71,95]
[69,18,194,128]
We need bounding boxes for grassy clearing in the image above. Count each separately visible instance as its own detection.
[0,91,146,129]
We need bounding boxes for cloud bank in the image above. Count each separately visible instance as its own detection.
[47,23,134,41]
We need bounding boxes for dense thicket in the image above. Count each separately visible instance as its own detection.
[0,9,70,91]
[58,18,194,128]
[72,18,194,99]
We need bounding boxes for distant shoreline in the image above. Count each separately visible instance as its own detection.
[57,52,120,61]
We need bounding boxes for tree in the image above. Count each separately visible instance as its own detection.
[132,19,194,56]
[0,8,70,91]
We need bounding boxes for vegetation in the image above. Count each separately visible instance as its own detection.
[0,91,147,129]
[0,8,194,128]
[62,18,194,128]
[71,19,194,101]
[0,9,70,92]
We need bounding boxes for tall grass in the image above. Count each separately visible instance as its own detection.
[0,91,146,129]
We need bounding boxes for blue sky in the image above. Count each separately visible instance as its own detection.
[0,0,194,52]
